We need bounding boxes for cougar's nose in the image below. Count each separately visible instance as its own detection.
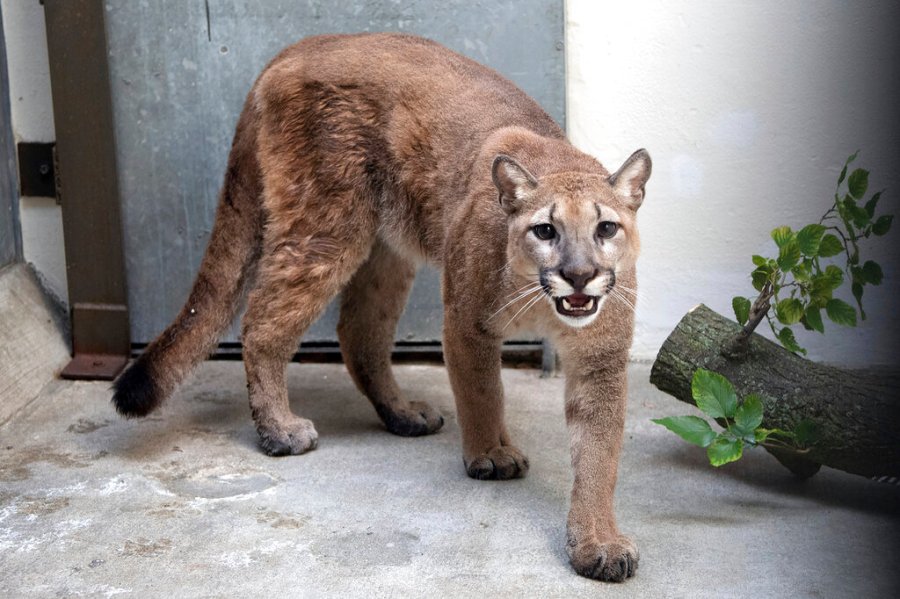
[560,268,598,293]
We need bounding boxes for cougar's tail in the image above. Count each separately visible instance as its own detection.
[113,107,263,417]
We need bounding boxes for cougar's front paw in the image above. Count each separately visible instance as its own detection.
[376,400,444,437]
[465,445,529,480]
[257,417,319,456]
[566,533,639,582]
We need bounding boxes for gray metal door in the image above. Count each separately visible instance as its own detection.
[106,0,565,347]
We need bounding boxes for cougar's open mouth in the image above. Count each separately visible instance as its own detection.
[554,292,600,318]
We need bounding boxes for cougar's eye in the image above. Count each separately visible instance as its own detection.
[597,221,619,239]
[532,223,556,241]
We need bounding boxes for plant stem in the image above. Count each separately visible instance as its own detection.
[723,280,774,357]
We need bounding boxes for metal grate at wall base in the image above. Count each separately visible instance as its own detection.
[129,341,545,368]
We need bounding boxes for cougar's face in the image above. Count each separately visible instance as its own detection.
[509,175,639,327]
[492,151,651,329]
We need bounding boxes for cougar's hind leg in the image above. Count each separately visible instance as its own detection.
[245,67,391,454]
[242,191,376,456]
[337,240,444,437]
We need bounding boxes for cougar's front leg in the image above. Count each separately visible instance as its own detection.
[563,352,637,582]
[443,316,528,480]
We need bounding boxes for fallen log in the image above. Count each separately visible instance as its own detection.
[649,304,900,479]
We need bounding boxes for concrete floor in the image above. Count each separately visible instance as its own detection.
[1,360,898,598]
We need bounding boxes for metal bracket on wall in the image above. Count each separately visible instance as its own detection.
[59,302,129,380]
[16,142,58,201]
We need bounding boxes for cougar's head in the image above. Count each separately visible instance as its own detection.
[492,149,651,328]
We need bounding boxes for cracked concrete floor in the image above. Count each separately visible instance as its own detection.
[1,361,898,598]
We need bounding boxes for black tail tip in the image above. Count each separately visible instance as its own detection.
[112,358,161,418]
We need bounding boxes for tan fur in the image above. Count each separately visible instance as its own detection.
[113,33,651,582]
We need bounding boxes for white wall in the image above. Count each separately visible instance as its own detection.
[567,0,900,366]
[1,0,66,305]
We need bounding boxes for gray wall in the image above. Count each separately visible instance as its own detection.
[105,0,565,345]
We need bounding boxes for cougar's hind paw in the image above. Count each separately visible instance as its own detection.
[465,445,529,480]
[257,417,319,456]
[377,400,444,437]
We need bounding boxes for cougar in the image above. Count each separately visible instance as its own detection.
[113,33,651,582]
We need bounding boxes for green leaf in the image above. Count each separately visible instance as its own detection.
[837,197,850,222]
[791,263,811,283]
[841,197,861,229]
[852,281,865,315]
[872,214,892,236]
[771,226,794,248]
[804,306,824,334]
[652,416,717,448]
[751,255,767,267]
[864,191,882,218]
[837,164,847,184]
[818,234,843,257]
[796,224,826,257]
[847,168,869,199]
[809,275,834,308]
[733,394,764,435]
[824,264,844,289]
[851,205,871,228]
[862,260,883,285]
[775,298,804,325]
[754,428,774,443]
[845,150,859,165]
[732,297,751,326]
[751,268,770,292]
[777,327,805,354]
[692,369,738,419]
[825,298,857,327]
[777,240,801,271]
[793,420,820,448]
[707,435,744,467]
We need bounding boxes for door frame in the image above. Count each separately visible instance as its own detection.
[0,5,22,267]
[44,0,130,379]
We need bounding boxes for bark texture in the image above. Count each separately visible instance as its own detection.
[650,304,900,478]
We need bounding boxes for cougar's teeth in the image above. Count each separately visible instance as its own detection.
[585,298,595,311]
[562,298,573,310]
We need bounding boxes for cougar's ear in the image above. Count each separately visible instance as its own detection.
[492,154,538,214]
[609,149,652,210]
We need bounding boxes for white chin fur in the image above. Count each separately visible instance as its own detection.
[554,296,607,328]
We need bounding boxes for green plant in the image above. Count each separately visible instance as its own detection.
[652,369,816,466]
[730,152,892,354]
